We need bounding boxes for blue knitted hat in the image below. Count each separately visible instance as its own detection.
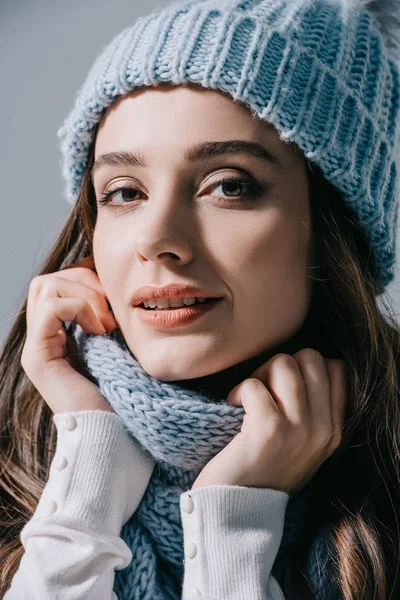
[57,0,400,290]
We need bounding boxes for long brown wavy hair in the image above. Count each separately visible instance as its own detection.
[0,125,399,599]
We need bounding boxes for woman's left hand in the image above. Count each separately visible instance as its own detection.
[191,348,348,496]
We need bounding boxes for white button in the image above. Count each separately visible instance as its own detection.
[191,588,202,596]
[181,493,194,513]
[186,542,197,558]
[61,415,77,430]
[47,499,57,514]
[53,455,68,471]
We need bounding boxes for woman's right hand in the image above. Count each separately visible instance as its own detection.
[21,255,118,415]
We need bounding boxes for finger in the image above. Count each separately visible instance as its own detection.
[27,298,104,352]
[251,354,308,424]
[63,255,96,271]
[325,359,348,447]
[27,276,116,333]
[58,267,108,301]
[29,268,109,307]
[292,349,332,434]
[60,255,109,302]
[227,378,283,422]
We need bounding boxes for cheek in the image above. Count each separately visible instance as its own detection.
[92,222,127,300]
[218,207,311,313]
[216,207,309,274]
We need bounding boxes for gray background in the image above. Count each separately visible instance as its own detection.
[1,0,400,346]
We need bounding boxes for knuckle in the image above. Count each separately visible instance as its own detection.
[293,347,323,364]
[73,297,89,312]
[269,354,303,386]
[61,266,102,287]
[29,274,60,301]
[242,377,264,393]
[39,279,57,297]
[271,353,298,370]
[28,275,46,294]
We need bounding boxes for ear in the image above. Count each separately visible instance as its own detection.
[355,0,400,60]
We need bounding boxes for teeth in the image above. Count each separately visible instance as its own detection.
[142,296,208,309]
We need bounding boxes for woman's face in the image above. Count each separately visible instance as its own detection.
[92,83,313,381]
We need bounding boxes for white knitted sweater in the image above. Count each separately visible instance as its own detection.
[4,410,289,600]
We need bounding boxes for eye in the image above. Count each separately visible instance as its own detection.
[204,176,261,201]
[97,176,266,208]
[98,186,143,206]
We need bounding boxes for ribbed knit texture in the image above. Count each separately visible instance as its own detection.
[72,325,341,600]
[52,411,127,532]
[57,0,400,290]
[48,411,156,535]
[179,484,290,598]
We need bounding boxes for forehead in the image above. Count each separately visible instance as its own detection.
[93,83,303,169]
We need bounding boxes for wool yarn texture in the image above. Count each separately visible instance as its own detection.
[72,324,341,599]
[57,0,400,291]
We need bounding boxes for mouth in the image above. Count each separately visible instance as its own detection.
[138,298,221,311]
[134,297,224,329]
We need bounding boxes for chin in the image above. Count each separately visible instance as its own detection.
[137,354,211,382]
[137,356,191,381]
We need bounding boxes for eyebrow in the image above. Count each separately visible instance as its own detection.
[91,140,282,180]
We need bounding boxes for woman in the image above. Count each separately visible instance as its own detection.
[1,0,400,598]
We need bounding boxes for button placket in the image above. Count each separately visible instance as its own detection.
[60,414,77,431]
[53,455,68,471]
[181,492,195,514]
[46,499,58,513]
[45,415,78,515]
[185,541,198,559]
[181,492,204,596]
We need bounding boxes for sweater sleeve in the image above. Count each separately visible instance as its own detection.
[179,485,289,600]
[3,410,156,600]
[4,410,289,600]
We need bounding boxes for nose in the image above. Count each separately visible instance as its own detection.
[134,187,196,265]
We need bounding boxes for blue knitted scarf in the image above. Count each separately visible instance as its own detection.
[72,325,340,600]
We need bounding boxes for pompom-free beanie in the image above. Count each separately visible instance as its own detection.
[57,0,400,290]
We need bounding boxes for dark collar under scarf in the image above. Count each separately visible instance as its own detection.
[170,307,340,401]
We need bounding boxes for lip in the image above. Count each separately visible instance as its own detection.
[134,297,224,329]
[131,284,224,306]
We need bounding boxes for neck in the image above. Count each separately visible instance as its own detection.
[170,309,339,401]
